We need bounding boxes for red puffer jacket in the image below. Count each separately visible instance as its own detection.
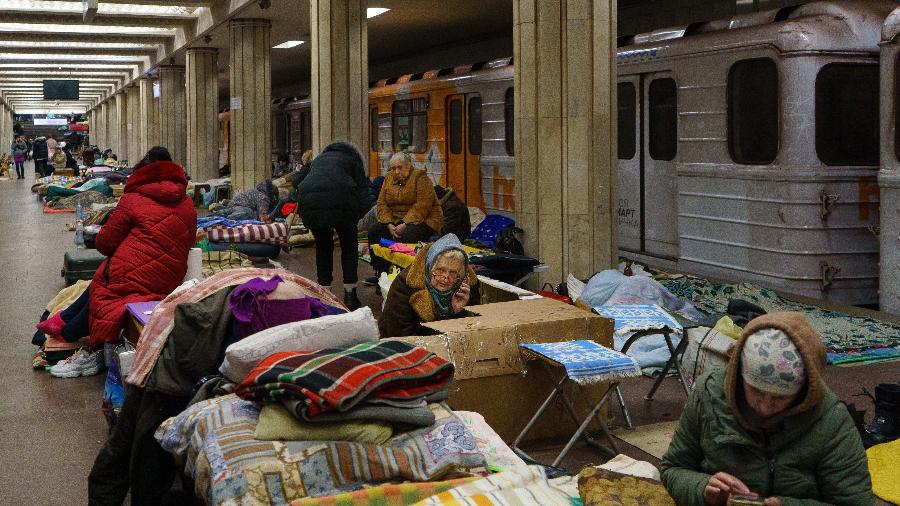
[89,161,197,348]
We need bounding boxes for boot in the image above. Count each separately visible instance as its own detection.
[865,383,900,447]
[344,287,361,311]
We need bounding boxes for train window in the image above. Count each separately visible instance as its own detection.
[618,82,636,160]
[392,98,428,153]
[299,110,311,154]
[505,87,514,156]
[728,58,778,165]
[468,96,482,155]
[648,78,677,161]
[816,63,879,166]
[449,99,463,154]
[370,107,378,152]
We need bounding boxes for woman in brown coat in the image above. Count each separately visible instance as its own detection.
[366,151,443,281]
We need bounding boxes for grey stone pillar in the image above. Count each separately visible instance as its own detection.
[310,0,368,159]
[139,77,159,155]
[158,65,187,167]
[228,18,271,193]
[513,0,618,284]
[112,92,125,158]
[186,47,220,182]
[126,85,141,164]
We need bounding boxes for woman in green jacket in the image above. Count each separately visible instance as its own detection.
[660,312,873,506]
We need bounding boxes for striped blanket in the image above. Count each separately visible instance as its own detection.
[206,222,289,245]
[236,340,454,419]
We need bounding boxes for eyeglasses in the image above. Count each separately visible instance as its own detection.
[431,268,461,282]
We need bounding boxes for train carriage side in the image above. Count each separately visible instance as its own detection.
[879,6,900,314]
[617,0,892,305]
[368,60,515,215]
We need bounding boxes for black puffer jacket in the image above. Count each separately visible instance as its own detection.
[298,142,369,229]
[32,137,48,160]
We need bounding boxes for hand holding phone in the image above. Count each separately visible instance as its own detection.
[450,282,470,313]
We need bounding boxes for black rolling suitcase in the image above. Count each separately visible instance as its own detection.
[61,249,106,285]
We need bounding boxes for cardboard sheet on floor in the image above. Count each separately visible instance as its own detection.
[610,420,678,459]
[395,298,614,442]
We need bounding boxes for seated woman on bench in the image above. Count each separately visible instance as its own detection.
[660,312,873,506]
[378,233,480,337]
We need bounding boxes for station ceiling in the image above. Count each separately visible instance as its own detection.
[0,0,804,114]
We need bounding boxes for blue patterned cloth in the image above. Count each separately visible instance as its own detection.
[196,216,263,230]
[520,340,640,384]
[594,304,683,333]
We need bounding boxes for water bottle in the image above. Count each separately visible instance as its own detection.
[74,221,85,249]
[75,203,84,221]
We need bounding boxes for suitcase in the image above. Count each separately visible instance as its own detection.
[61,249,106,286]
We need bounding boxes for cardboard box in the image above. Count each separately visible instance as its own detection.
[395,298,614,442]
[477,275,541,304]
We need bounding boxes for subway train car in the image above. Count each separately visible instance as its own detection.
[222,0,890,306]
[616,0,892,305]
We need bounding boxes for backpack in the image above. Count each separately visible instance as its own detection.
[494,226,524,255]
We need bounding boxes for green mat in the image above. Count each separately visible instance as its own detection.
[659,276,900,364]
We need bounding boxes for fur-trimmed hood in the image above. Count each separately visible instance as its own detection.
[724,311,827,431]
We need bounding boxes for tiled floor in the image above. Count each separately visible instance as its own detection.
[1,166,897,502]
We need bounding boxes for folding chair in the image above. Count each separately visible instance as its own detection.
[511,340,641,468]
[594,304,691,399]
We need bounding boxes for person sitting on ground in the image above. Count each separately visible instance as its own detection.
[82,144,95,167]
[366,152,443,283]
[49,147,197,378]
[273,153,290,177]
[210,179,279,222]
[51,143,67,173]
[378,233,479,337]
[433,185,471,243]
[289,149,315,191]
[64,144,79,176]
[298,141,370,310]
[660,312,873,506]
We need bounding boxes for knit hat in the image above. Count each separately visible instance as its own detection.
[740,328,806,395]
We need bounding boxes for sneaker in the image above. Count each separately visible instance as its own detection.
[362,275,379,286]
[50,348,103,378]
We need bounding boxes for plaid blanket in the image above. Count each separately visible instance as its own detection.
[206,222,288,245]
[236,340,454,418]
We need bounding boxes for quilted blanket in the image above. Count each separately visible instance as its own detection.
[235,340,454,419]
[155,394,486,505]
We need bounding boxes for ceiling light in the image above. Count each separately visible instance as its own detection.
[367,7,389,19]
[272,40,303,49]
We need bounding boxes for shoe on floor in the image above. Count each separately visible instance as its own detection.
[50,348,103,378]
[344,287,361,311]
[362,275,379,286]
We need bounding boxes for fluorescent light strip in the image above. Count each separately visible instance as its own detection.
[0,23,176,35]
[0,71,130,77]
[0,41,159,50]
[0,53,145,61]
[367,7,390,18]
[273,40,303,49]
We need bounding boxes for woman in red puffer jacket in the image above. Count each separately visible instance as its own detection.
[89,147,197,349]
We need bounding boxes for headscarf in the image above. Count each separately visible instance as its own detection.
[423,233,468,318]
[740,328,806,396]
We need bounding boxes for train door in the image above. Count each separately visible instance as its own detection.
[617,78,641,252]
[642,73,678,258]
[445,93,483,206]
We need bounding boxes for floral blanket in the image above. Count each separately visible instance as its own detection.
[660,276,900,363]
[155,394,487,505]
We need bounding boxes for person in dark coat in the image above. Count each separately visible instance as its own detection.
[89,147,197,349]
[379,233,480,337]
[298,141,369,309]
[434,185,471,243]
[32,136,48,178]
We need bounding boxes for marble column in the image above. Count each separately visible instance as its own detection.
[186,47,220,182]
[158,65,187,167]
[513,0,618,285]
[96,101,105,150]
[139,78,159,155]
[228,18,271,193]
[310,0,368,158]
[126,85,141,164]
[880,43,900,314]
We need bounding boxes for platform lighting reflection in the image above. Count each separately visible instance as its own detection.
[272,40,304,49]
[367,7,390,18]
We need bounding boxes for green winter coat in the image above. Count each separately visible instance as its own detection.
[660,312,873,506]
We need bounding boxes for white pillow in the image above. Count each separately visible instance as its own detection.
[219,306,380,382]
